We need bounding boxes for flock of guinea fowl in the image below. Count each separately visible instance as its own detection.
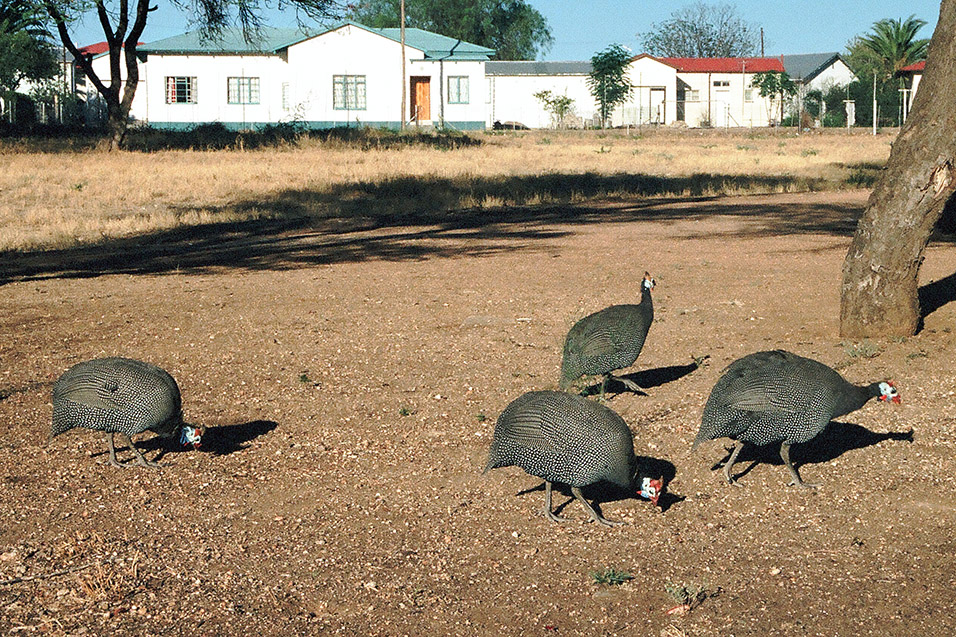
[50,270,901,527]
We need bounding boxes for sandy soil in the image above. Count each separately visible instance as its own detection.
[1,189,955,636]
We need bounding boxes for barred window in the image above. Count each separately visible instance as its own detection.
[744,88,754,102]
[165,76,197,104]
[281,82,290,111]
[333,75,366,110]
[227,77,260,104]
[448,76,469,104]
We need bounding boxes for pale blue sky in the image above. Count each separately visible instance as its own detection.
[69,1,942,60]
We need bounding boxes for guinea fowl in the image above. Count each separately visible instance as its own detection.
[693,350,900,488]
[51,357,202,467]
[560,272,655,400]
[485,390,663,526]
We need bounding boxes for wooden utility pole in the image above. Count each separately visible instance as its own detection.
[400,0,406,130]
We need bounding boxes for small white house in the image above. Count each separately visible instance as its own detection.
[90,21,494,130]
[485,61,596,128]
[659,57,785,127]
[781,52,857,123]
[612,54,678,127]
[900,60,925,123]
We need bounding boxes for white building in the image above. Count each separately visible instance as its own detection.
[89,21,493,130]
[900,60,925,123]
[485,61,596,128]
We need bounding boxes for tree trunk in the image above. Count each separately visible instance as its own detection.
[840,0,956,338]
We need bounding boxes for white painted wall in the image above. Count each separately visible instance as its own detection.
[487,74,596,128]
[678,72,776,127]
[612,56,677,126]
[805,59,856,92]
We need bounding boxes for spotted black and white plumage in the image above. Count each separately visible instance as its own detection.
[51,357,201,468]
[560,273,655,398]
[693,350,900,488]
[485,390,662,526]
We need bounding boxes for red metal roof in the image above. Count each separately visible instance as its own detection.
[900,61,926,72]
[658,57,785,73]
[77,41,143,56]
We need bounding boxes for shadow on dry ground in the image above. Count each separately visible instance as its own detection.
[3,172,955,317]
[707,422,916,485]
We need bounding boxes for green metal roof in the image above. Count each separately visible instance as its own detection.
[139,22,494,60]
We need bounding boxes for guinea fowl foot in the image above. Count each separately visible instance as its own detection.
[124,434,165,469]
[786,477,821,489]
[780,443,817,489]
[616,376,644,392]
[572,487,624,527]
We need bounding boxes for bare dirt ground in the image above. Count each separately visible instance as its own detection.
[1,189,955,636]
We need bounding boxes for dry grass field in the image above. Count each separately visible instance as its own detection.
[1,128,889,252]
[2,129,955,636]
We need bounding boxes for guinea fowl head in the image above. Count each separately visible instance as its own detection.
[633,462,664,507]
[179,424,204,449]
[877,381,901,404]
[642,272,655,292]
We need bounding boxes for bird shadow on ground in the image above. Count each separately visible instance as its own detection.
[709,422,915,483]
[516,456,682,518]
[134,420,279,458]
[580,360,704,399]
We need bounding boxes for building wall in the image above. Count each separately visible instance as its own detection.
[92,24,488,130]
[677,72,776,127]
[486,74,596,128]
[805,60,856,92]
[611,57,678,126]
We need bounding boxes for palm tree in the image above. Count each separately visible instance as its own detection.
[0,0,52,39]
[859,15,930,78]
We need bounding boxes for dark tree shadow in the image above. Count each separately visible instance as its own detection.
[919,270,956,321]
[7,170,940,287]
[709,421,914,482]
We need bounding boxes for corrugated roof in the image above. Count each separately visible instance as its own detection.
[377,27,494,60]
[78,41,143,57]
[900,61,926,72]
[659,57,784,73]
[780,52,842,81]
[140,22,494,60]
[486,61,591,76]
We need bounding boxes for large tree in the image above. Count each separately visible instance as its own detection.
[841,1,956,337]
[639,2,759,57]
[347,0,552,60]
[41,0,337,150]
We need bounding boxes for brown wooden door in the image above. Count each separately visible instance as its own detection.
[410,77,430,121]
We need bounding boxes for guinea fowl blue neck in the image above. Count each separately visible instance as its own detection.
[833,381,899,419]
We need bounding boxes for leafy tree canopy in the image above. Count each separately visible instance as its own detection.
[588,44,632,126]
[0,0,57,92]
[346,0,553,60]
[639,1,759,57]
[845,15,930,80]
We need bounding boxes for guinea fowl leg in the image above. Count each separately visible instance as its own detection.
[780,443,820,489]
[124,434,163,468]
[571,486,623,527]
[723,440,746,486]
[613,374,644,392]
[543,481,568,523]
[106,432,131,468]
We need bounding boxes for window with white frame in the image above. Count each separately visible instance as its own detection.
[227,77,260,104]
[448,76,469,104]
[713,80,730,88]
[744,88,753,102]
[686,89,700,101]
[281,82,290,110]
[333,75,366,110]
[165,76,197,104]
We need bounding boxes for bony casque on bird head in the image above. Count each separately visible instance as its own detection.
[638,474,663,507]
[877,381,901,404]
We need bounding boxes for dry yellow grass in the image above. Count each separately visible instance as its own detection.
[0,128,892,252]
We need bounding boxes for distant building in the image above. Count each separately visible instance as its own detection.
[899,61,925,123]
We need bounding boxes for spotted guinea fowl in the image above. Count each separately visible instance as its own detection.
[51,357,202,467]
[485,390,663,526]
[693,350,900,488]
[560,272,655,399]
